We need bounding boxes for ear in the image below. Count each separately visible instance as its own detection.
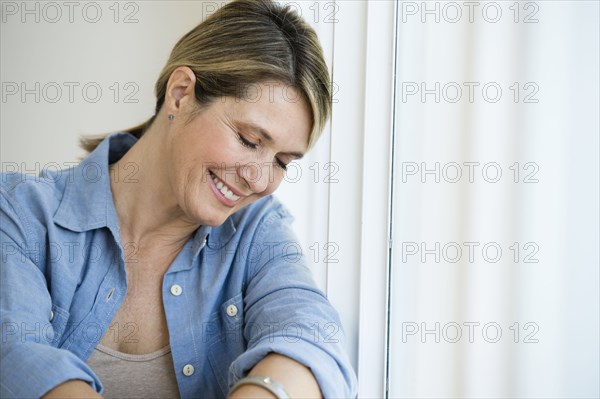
[164,66,197,116]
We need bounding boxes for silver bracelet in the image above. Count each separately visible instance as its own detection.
[230,375,291,399]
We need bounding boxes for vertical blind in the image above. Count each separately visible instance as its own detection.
[388,1,599,397]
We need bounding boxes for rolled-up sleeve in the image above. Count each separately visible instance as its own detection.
[0,192,101,398]
[229,204,358,398]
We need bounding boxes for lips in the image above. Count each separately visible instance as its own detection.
[209,172,241,202]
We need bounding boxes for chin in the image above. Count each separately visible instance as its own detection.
[196,202,242,226]
[193,210,230,227]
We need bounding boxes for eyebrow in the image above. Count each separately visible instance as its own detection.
[244,122,305,160]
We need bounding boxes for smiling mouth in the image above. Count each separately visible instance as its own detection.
[209,172,241,202]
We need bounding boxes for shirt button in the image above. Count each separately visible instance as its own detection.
[182,364,195,376]
[49,311,54,322]
[226,304,238,317]
[170,284,183,296]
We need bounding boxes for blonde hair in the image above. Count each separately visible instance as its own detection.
[82,0,331,152]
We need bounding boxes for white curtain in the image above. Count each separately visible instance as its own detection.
[388,1,599,397]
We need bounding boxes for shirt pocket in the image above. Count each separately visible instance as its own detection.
[48,303,70,347]
[207,293,246,396]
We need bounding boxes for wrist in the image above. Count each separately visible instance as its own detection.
[229,376,290,399]
[229,383,277,399]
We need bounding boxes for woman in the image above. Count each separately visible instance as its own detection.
[0,0,357,397]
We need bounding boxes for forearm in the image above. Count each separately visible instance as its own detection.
[42,380,102,399]
[229,353,322,399]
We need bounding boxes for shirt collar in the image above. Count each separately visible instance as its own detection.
[53,132,236,252]
[53,132,132,235]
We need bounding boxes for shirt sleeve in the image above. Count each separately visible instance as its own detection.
[228,201,358,398]
[0,191,102,398]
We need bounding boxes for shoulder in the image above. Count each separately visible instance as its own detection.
[230,194,295,237]
[206,195,298,260]
[1,170,69,216]
[1,170,70,247]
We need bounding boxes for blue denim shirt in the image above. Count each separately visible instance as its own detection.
[0,133,357,398]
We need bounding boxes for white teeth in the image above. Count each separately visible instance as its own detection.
[210,173,241,201]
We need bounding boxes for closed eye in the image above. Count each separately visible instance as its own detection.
[238,132,288,171]
[237,133,258,149]
[275,158,288,171]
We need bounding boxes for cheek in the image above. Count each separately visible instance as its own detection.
[171,152,211,198]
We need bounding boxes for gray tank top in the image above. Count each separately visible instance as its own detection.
[86,344,180,398]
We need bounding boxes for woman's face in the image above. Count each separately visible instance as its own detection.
[164,79,312,227]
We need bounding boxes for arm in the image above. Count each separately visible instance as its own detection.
[0,191,102,398]
[228,201,357,398]
[229,353,322,398]
[42,380,102,399]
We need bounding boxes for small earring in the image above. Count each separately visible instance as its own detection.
[168,114,174,121]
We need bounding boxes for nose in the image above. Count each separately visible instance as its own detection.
[238,161,275,193]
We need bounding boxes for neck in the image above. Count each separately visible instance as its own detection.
[109,123,198,248]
